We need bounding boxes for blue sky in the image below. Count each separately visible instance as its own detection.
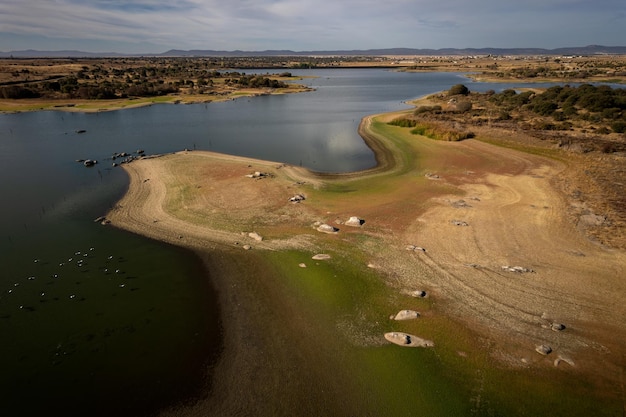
[1,0,625,53]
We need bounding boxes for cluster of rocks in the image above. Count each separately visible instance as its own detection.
[313,216,366,234]
[75,150,147,168]
[532,313,569,363]
[110,150,145,167]
[233,231,264,250]
[385,310,435,347]
[299,254,331,268]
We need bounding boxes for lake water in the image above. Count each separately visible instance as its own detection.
[0,69,588,416]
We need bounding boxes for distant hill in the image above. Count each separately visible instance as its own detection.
[159,45,626,57]
[0,49,129,58]
[2,45,626,58]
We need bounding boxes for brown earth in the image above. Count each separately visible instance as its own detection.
[106,109,626,393]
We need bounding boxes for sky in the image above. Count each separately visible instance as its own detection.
[0,0,625,53]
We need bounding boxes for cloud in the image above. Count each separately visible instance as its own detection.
[0,0,624,52]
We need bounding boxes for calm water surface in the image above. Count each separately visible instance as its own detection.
[0,69,577,415]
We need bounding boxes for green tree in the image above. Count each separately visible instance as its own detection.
[448,84,469,96]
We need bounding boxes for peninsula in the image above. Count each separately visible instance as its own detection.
[105,90,626,415]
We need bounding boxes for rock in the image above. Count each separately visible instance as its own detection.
[289,194,306,203]
[248,232,263,241]
[579,214,605,227]
[83,159,97,167]
[312,254,331,260]
[298,263,307,268]
[317,223,339,234]
[246,171,267,179]
[345,216,364,227]
[384,332,434,348]
[406,245,426,252]
[535,344,552,355]
[393,310,420,320]
[551,323,566,332]
[451,199,471,208]
[451,220,469,226]
[554,355,575,367]
[411,290,428,298]
[243,245,252,250]
[501,265,533,273]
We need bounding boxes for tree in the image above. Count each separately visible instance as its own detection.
[448,84,469,96]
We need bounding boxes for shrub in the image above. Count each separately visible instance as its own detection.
[414,105,442,114]
[532,101,558,116]
[409,121,474,141]
[611,121,626,133]
[497,111,512,121]
[448,84,469,96]
[388,117,418,128]
[455,101,473,113]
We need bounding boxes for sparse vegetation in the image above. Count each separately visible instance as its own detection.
[0,58,304,105]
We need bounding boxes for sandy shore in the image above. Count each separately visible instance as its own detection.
[106,110,626,410]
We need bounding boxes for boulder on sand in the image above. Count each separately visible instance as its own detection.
[392,310,420,320]
[384,332,434,348]
[317,223,339,234]
[345,216,364,227]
